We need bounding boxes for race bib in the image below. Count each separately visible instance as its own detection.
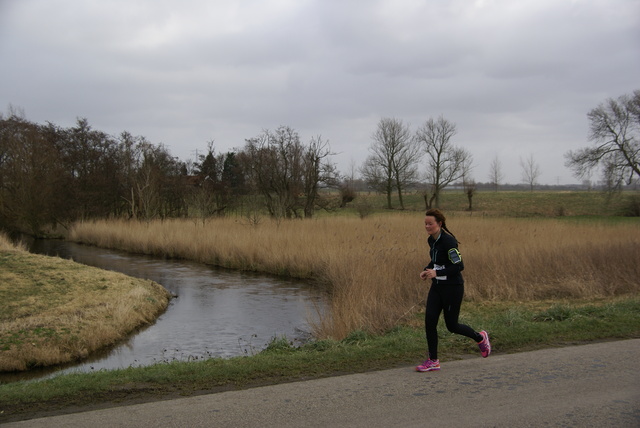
[434,264,447,280]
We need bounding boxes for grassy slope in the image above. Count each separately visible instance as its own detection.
[0,244,172,372]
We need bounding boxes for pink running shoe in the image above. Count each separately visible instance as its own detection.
[478,330,491,357]
[416,359,440,372]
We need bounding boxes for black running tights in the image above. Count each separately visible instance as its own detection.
[425,283,482,360]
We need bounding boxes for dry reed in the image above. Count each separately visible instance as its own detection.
[69,215,640,340]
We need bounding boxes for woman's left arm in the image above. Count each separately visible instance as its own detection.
[434,236,464,277]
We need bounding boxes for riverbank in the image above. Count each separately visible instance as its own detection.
[0,234,172,372]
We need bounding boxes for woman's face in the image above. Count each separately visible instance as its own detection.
[424,215,441,237]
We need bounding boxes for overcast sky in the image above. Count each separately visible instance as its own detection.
[1,0,638,185]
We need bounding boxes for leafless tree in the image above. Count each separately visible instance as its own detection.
[464,179,477,211]
[0,112,188,231]
[133,140,169,220]
[338,158,358,208]
[565,90,640,191]
[0,116,65,234]
[460,156,476,211]
[243,127,302,219]
[360,155,387,191]
[488,155,504,192]
[520,153,541,191]
[303,135,337,218]
[243,126,336,219]
[416,115,472,208]
[361,117,420,209]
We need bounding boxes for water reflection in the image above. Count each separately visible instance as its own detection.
[4,240,325,382]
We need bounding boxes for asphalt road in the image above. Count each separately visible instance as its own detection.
[4,339,639,427]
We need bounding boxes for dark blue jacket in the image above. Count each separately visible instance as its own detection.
[424,231,464,285]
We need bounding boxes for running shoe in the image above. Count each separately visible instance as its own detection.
[478,330,491,358]
[416,359,440,372]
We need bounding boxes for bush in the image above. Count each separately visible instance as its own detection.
[353,198,373,219]
[621,195,640,217]
[262,336,294,353]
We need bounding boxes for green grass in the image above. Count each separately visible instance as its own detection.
[323,189,640,218]
[214,189,640,220]
[1,296,638,422]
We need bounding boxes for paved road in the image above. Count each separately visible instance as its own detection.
[4,340,639,427]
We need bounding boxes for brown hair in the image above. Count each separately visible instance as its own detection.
[425,208,459,243]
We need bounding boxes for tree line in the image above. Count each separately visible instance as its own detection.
[2,89,638,235]
[0,115,340,236]
[0,112,476,236]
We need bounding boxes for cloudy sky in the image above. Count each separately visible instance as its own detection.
[1,0,638,185]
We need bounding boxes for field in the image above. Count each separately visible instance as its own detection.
[68,190,640,340]
[1,190,639,421]
[329,188,640,217]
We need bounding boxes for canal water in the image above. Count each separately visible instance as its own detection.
[3,240,326,382]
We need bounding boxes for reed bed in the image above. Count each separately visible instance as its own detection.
[69,215,640,340]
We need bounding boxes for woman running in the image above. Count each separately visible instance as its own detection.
[416,209,491,372]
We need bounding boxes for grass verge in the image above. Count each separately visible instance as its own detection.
[1,296,638,423]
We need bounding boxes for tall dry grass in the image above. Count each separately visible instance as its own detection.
[0,233,25,251]
[69,215,640,340]
[0,234,12,251]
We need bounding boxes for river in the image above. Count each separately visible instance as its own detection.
[2,240,326,382]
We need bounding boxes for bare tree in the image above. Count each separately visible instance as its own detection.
[189,143,229,221]
[416,115,472,208]
[460,154,474,188]
[488,155,504,192]
[565,90,640,190]
[243,126,303,219]
[302,135,337,218]
[361,117,420,209]
[360,155,387,192]
[520,153,541,191]
[338,158,358,208]
[242,126,336,219]
[460,156,476,211]
[133,140,176,220]
[64,118,123,218]
[0,116,65,234]
[464,179,477,211]
[0,111,189,230]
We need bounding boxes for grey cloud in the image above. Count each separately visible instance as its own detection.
[1,0,639,184]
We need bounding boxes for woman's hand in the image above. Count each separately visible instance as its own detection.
[420,269,436,280]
